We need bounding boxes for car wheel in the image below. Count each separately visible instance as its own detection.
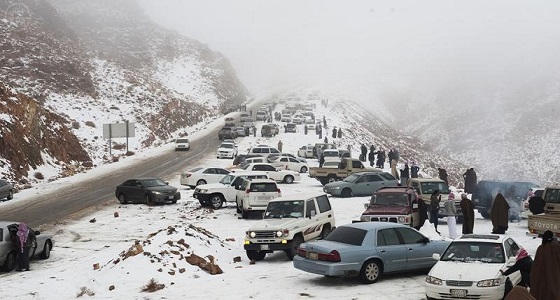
[341,188,353,198]
[359,259,382,284]
[196,179,207,186]
[300,166,308,173]
[503,278,513,299]
[320,225,331,239]
[246,250,266,261]
[118,194,127,204]
[40,240,52,259]
[2,251,17,272]
[7,190,13,200]
[285,235,303,260]
[145,195,152,206]
[241,206,249,219]
[283,175,294,184]
[209,194,224,210]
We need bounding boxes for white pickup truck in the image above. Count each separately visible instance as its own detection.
[243,192,336,261]
[192,171,268,209]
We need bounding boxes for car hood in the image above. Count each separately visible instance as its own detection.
[324,181,353,188]
[147,186,177,193]
[362,205,410,215]
[196,182,228,190]
[218,147,235,152]
[251,218,306,230]
[429,261,503,281]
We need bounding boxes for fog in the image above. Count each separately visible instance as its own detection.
[139,0,560,104]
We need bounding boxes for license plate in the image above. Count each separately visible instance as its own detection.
[168,195,174,200]
[257,196,271,200]
[307,252,318,260]
[260,244,269,250]
[450,289,467,298]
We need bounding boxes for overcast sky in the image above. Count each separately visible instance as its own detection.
[138,0,560,102]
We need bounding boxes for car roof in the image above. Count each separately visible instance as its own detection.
[455,234,505,243]
[246,178,276,184]
[352,171,388,176]
[375,186,415,194]
[126,177,162,181]
[342,222,411,231]
[410,178,445,183]
[269,192,327,202]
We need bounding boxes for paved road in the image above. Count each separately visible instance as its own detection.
[0,126,223,228]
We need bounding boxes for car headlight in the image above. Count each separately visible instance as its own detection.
[398,216,406,223]
[276,230,283,237]
[425,275,443,285]
[249,231,256,238]
[477,278,503,287]
[199,189,208,194]
[151,191,162,195]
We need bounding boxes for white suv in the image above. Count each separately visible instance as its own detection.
[193,171,268,209]
[217,142,238,159]
[236,178,281,219]
[243,192,335,261]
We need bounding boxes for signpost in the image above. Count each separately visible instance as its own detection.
[103,121,135,156]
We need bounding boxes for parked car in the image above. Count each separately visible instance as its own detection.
[323,171,398,197]
[359,186,421,228]
[281,114,292,122]
[217,142,238,159]
[236,178,282,218]
[268,153,307,163]
[269,156,309,173]
[0,222,54,272]
[293,222,450,284]
[180,167,230,188]
[115,177,180,205]
[0,179,14,201]
[232,154,263,166]
[193,171,269,209]
[260,124,276,137]
[298,144,315,159]
[236,163,301,184]
[174,138,190,151]
[472,180,539,219]
[425,234,523,299]
[248,146,281,158]
[256,111,268,121]
[284,123,297,133]
[218,127,238,140]
[321,149,340,162]
[234,127,247,137]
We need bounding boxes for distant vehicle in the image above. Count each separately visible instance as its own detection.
[224,116,236,127]
[174,138,190,151]
[216,142,238,159]
[269,156,309,173]
[266,123,280,135]
[293,222,450,284]
[472,180,539,219]
[0,179,14,201]
[260,124,276,137]
[256,111,268,121]
[180,167,230,188]
[425,234,523,299]
[0,222,54,272]
[233,127,246,137]
[323,171,398,197]
[297,144,315,159]
[218,127,238,140]
[236,178,282,218]
[240,113,252,122]
[309,158,379,185]
[248,146,281,158]
[232,154,263,166]
[115,177,180,205]
[321,149,340,162]
[281,114,292,122]
[285,123,297,133]
[306,123,316,131]
[236,163,301,184]
[359,186,420,227]
[291,114,304,124]
[193,171,269,209]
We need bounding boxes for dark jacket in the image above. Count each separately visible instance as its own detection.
[411,165,420,178]
[491,193,510,233]
[529,196,545,215]
[503,256,533,287]
[530,241,560,299]
[400,165,410,179]
[463,168,477,194]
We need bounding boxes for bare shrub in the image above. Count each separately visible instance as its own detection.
[85,121,96,127]
[76,286,95,297]
[34,172,44,180]
[72,121,80,129]
[125,151,135,156]
[141,279,165,293]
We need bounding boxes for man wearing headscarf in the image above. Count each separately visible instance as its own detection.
[491,193,510,234]
[501,248,533,288]
[16,223,36,271]
[530,230,560,300]
[444,192,458,239]
[460,193,475,234]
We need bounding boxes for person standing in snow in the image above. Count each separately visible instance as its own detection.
[400,162,410,186]
[414,196,428,231]
[438,168,449,185]
[463,168,477,194]
[444,192,458,239]
[430,190,442,234]
[460,193,475,234]
[394,148,400,163]
[411,161,420,178]
[360,144,367,162]
[376,149,386,169]
[491,192,510,234]
[530,230,560,300]
[368,146,375,167]
[390,159,400,181]
[15,223,36,271]
[388,149,395,165]
[332,127,337,139]
[277,140,283,152]
[323,136,328,143]
[337,127,342,138]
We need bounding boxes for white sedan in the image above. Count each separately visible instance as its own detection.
[270,156,309,173]
[233,163,301,184]
[425,234,522,300]
[180,167,230,188]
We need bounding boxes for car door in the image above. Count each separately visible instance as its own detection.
[503,238,522,284]
[288,157,300,171]
[302,199,322,240]
[375,228,407,272]
[130,180,146,203]
[0,180,6,199]
[202,168,215,182]
[395,227,434,270]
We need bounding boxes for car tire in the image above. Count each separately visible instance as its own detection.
[196,179,207,186]
[40,240,52,259]
[300,166,308,173]
[503,278,513,299]
[283,175,294,184]
[2,251,17,272]
[145,195,152,206]
[359,259,382,284]
[7,190,13,200]
[285,235,303,260]
[341,188,353,198]
[118,194,127,204]
[241,207,249,219]
[246,250,266,261]
[209,194,224,210]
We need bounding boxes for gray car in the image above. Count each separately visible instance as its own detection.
[293,222,450,284]
[323,171,398,197]
[0,179,14,201]
[0,221,54,272]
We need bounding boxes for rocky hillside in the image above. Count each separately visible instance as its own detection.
[0,0,247,182]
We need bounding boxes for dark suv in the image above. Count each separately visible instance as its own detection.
[218,127,238,140]
[472,180,540,219]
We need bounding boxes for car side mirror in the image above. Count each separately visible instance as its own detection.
[34,230,40,235]
[432,253,441,260]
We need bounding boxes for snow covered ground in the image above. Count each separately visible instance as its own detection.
[0,102,543,299]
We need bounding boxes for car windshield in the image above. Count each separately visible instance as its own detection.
[176,139,189,143]
[220,175,235,184]
[325,226,366,246]
[264,200,304,219]
[420,182,450,194]
[323,151,338,157]
[441,242,505,263]
[344,174,360,183]
[141,178,167,187]
[220,143,234,149]
[370,193,408,206]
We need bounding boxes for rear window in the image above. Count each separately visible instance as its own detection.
[326,226,366,246]
[249,182,278,192]
[176,139,189,143]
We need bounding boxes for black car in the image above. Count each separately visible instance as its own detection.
[218,127,238,140]
[0,179,14,201]
[284,123,297,133]
[115,177,180,205]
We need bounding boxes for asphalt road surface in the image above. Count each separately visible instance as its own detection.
[0,126,224,229]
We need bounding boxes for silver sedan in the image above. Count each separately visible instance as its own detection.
[0,221,54,272]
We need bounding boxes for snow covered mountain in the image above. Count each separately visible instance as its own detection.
[0,0,247,182]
